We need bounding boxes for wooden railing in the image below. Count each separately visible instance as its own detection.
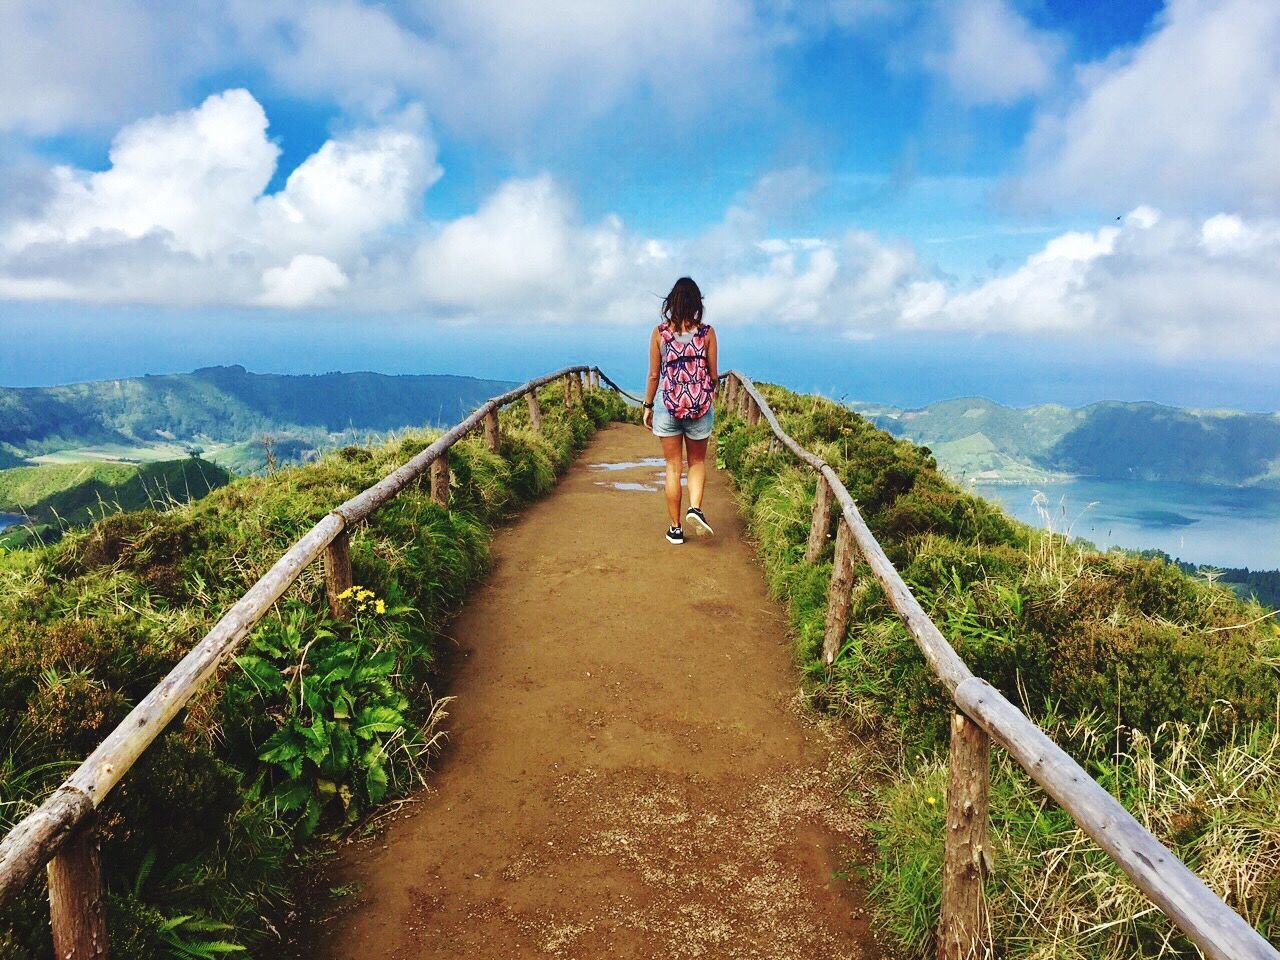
[3,366,1275,960]
[0,364,608,959]
[719,371,1279,960]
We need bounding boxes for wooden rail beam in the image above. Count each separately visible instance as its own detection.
[0,785,93,905]
[939,710,990,960]
[324,526,354,620]
[805,474,833,563]
[822,518,856,664]
[47,816,108,960]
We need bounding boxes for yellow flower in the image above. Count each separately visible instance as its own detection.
[926,796,937,806]
[375,599,386,615]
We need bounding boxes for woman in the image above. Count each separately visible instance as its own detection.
[642,276,718,545]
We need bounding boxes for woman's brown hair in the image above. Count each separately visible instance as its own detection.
[661,276,703,332]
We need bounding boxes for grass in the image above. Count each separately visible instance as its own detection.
[714,383,1280,959]
[0,381,632,960]
[0,459,231,549]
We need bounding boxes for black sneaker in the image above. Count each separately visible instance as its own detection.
[685,507,714,536]
[666,525,684,544]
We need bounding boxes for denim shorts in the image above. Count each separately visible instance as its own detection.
[652,402,714,441]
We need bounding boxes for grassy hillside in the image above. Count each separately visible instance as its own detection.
[0,382,631,959]
[0,459,229,526]
[718,384,1280,958]
[863,396,1280,487]
[0,366,518,467]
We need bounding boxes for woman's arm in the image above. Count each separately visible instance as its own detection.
[706,326,719,386]
[643,326,661,427]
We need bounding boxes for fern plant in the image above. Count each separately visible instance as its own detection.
[236,590,420,837]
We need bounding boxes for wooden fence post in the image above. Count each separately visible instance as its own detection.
[939,710,991,960]
[563,375,574,408]
[526,391,543,432]
[47,817,108,960]
[805,475,833,563]
[746,400,760,427]
[821,518,855,664]
[324,526,353,620]
[431,452,450,507]
[483,409,500,453]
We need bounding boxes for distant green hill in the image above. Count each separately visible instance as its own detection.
[0,458,230,547]
[857,396,1280,487]
[0,366,517,471]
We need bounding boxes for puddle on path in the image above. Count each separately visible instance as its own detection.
[595,480,660,492]
[588,458,665,471]
[593,472,692,492]
[589,459,693,492]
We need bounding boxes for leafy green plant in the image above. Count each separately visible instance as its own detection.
[239,592,422,836]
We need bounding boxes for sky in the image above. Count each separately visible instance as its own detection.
[1,0,1278,409]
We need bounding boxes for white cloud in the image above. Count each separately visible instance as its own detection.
[708,230,929,331]
[257,255,349,308]
[1016,0,1280,214]
[7,90,279,259]
[3,95,1278,360]
[413,175,670,323]
[2,0,792,140]
[0,90,438,308]
[923,0,1063,105]
[905,207,1280,354]
[228,0,773,139]
[259,116,440,260]
[0,0,229,135]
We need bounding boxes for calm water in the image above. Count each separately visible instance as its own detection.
[974,479,1280,570]
[0,513,27,531]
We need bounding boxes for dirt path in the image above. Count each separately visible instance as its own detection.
[310,423,881,959]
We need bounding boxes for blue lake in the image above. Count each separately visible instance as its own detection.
[974,479,1280,571]
[0,513,27,531]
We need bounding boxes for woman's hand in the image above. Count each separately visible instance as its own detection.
[642,407,653,428]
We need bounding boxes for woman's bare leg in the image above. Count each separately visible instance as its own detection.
[660,434,685,526]
[686,437,708,510]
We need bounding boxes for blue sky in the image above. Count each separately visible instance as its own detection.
[1,0,1278,409]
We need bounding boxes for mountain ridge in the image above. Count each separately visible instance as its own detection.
[856,395,1280,487]
[0,365,519,472]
